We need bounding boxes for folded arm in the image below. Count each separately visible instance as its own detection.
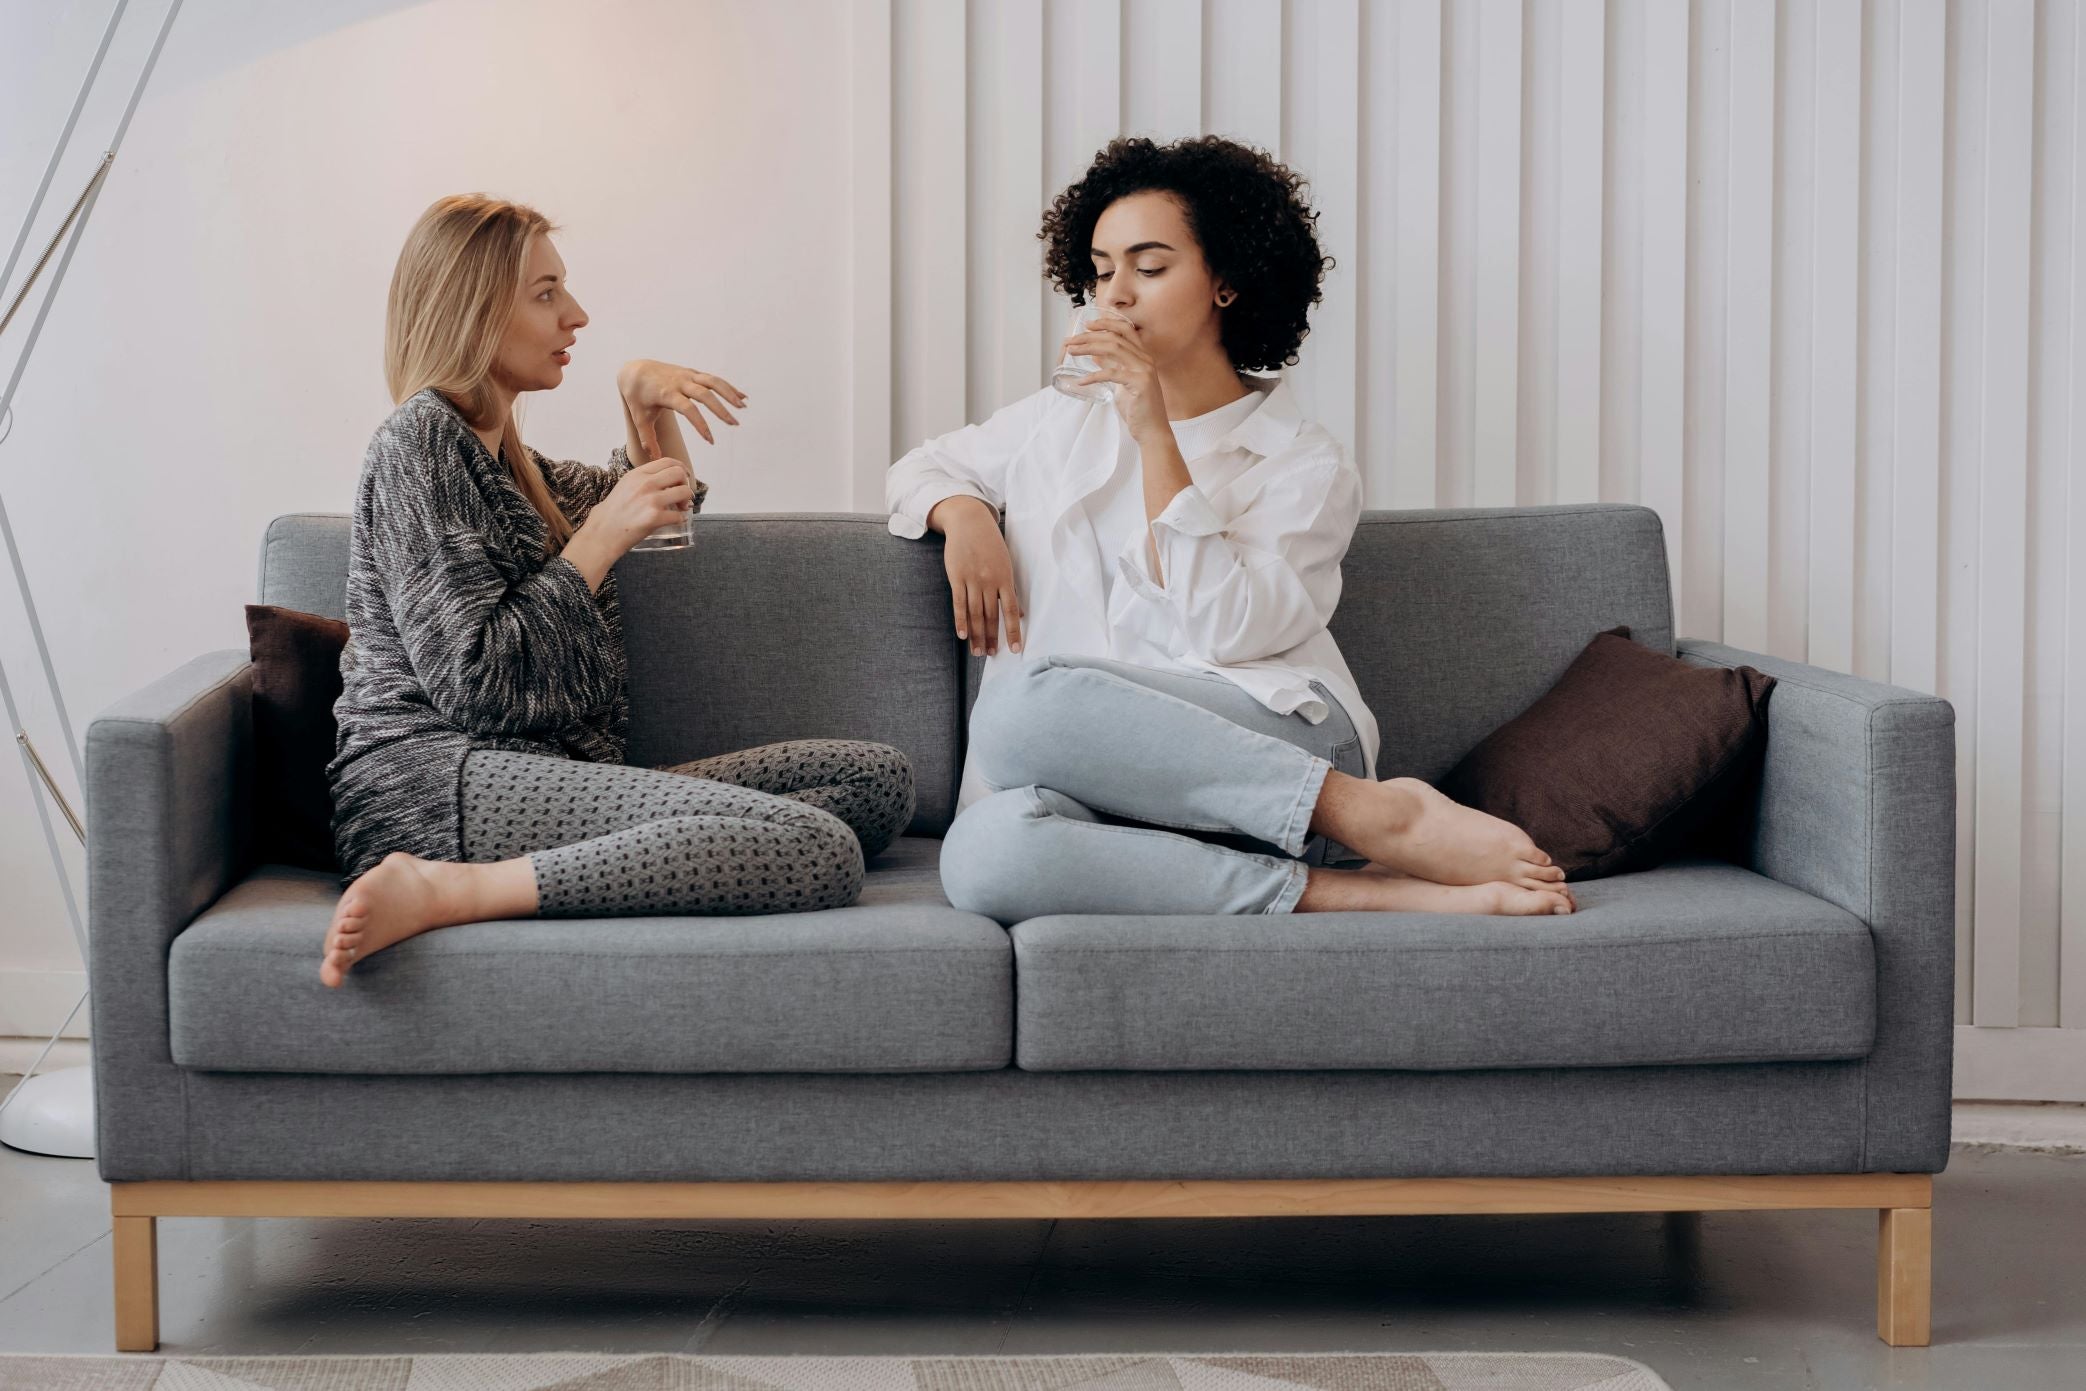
[1111,457,1361,667]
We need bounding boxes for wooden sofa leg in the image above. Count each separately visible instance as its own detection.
[112,1214,159,1352]
[1877,1205,1932,1347]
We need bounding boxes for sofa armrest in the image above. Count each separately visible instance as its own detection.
[85,648,255,1181]
[1677,638,1956,1172]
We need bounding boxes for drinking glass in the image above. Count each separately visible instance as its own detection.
[629,458,695,551]
[1051,301,1131,402]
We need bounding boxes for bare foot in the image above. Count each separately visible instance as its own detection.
[1298,865,1576,915]
[1469,880,1577,915]
[320,852,457,988]
[1321,775,1563,890]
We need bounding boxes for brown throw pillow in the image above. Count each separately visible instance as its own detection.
[244,604,349,872]
[1434,626,1775,882]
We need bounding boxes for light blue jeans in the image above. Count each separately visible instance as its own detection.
[940,654,1369,921]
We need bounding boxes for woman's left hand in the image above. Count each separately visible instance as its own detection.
[1065,317,1168,442]
[617,359,749,456]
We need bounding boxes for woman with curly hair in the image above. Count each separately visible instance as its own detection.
[887,136,1573,921]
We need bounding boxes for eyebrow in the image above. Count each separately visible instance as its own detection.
[530,273,560,286]
[1092,241,1176,258]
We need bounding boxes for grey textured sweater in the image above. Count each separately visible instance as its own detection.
[326,387,704,882]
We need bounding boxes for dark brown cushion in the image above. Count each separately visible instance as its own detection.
[244,604,349,872]
[1434,626,1775,882]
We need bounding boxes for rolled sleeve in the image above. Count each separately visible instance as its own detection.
[1112,485,1222,601]
[1151,484,1227,538]
[886,389,1056,539]
[888,480,998,540]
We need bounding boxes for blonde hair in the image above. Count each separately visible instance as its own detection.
[384,194,573,551]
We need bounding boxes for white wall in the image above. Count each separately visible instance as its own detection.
[0,0,855,1035]
[4,0,2082,1102]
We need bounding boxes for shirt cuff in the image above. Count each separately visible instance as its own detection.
[1150,484,1225,538]
[889,484,996,540]
[1115,484,1223,601]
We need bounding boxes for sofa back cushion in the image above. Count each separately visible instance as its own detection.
[1329,504,1674,780]
[258,512,964,836]
[259,501,1671,831]
[614,515,962,835]
[258,514,352,619]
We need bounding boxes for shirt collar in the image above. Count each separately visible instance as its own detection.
[1217,375,1306,459]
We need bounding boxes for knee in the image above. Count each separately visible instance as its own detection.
[800,813,866,910]
[864,740,917,829]
[967,657,1079,790]
[937,785,1089,923]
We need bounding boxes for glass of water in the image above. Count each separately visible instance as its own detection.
[1051,301,1131,402]
[629,458,695,551]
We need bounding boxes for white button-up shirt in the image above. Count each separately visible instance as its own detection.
[887,376,1381,813]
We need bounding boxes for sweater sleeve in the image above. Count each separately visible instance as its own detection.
[366,418,623,738]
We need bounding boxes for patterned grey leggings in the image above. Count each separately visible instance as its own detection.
[458,741,915,917]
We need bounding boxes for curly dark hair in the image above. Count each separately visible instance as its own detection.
[1038,135,1332,372]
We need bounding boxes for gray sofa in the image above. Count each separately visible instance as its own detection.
[86,502,1955,1351]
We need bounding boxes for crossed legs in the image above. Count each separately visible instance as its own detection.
[941,655,1574,921]
[321,739,914,986]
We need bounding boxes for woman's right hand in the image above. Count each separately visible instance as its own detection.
[562,458,695,590]
[931,496,1023,656]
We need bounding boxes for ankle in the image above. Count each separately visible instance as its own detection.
[1296,866,1393,913]
[419,860,485,926]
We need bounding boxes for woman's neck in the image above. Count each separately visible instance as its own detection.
[1157,343,1253,421]
[467,384,517,459]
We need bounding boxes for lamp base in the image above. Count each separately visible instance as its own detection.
[0,1064,95,1158]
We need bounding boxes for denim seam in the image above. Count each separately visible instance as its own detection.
[1266,859,1310,915]
[1063,802,1243,837]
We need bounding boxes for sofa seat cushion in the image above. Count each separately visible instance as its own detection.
[169,837,1013,1074]
[1011,858,1875,1071]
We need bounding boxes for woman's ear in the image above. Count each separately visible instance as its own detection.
[1214,283,1237,308]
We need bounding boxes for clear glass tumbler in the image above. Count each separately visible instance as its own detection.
[1051,301,1131,402]
[629,458,695,552]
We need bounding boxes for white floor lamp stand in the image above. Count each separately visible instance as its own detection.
[0,0,183,1159]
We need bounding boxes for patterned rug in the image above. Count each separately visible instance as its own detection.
[0,1351,1671,1390]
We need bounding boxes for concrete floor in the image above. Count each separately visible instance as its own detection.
[1,1136,2080,1391]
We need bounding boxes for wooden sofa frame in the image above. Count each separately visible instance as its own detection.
[109,1171,1932,1350]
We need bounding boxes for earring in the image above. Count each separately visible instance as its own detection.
[1217,292,1236,307]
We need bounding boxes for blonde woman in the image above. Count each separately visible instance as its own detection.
[320,194,914,988]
